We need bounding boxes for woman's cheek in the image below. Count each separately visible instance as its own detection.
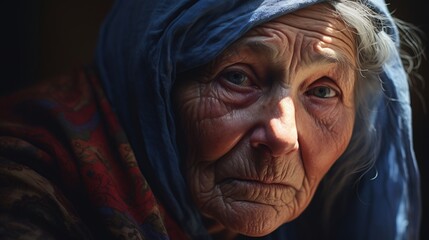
[178,82,259,162]
[186,113,247,162]
[296,105,355,180]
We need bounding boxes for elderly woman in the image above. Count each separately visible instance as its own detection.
[0,0,421,239]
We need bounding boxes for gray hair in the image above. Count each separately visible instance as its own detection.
[315,0,423,232]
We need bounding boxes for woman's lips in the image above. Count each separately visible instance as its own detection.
[218,178,297,206]
[221,178,292,188]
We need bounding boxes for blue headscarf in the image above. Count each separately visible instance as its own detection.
[95,0,421,239]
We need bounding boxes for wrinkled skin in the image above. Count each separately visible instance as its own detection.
[174,3,357,238]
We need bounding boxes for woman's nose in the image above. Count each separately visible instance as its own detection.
[250,97,299,157]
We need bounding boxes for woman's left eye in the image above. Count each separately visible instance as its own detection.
[306,86,337,98]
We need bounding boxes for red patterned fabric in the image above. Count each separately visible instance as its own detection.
[0,68,189,239]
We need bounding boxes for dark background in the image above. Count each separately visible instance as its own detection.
[1,0,427,238]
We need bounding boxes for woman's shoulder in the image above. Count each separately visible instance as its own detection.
[0,66,190,240]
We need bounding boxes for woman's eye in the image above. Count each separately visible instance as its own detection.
[222,71,250,86]
[307,86,337,98]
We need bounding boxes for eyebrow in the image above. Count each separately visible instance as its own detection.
[242,39,280,60]
[217,38,357,90]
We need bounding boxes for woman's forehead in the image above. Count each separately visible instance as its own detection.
[221,3,357,69]
[246,3,353,41]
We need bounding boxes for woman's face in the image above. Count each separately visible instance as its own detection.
[174,3,356,237]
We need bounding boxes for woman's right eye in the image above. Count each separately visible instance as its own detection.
[213,65,261,106]
[223,70,249,86]
[217,65,258,90]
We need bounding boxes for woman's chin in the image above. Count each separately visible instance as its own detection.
[202,200,296,237]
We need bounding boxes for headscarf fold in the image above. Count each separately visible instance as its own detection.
[95,0,421,238]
